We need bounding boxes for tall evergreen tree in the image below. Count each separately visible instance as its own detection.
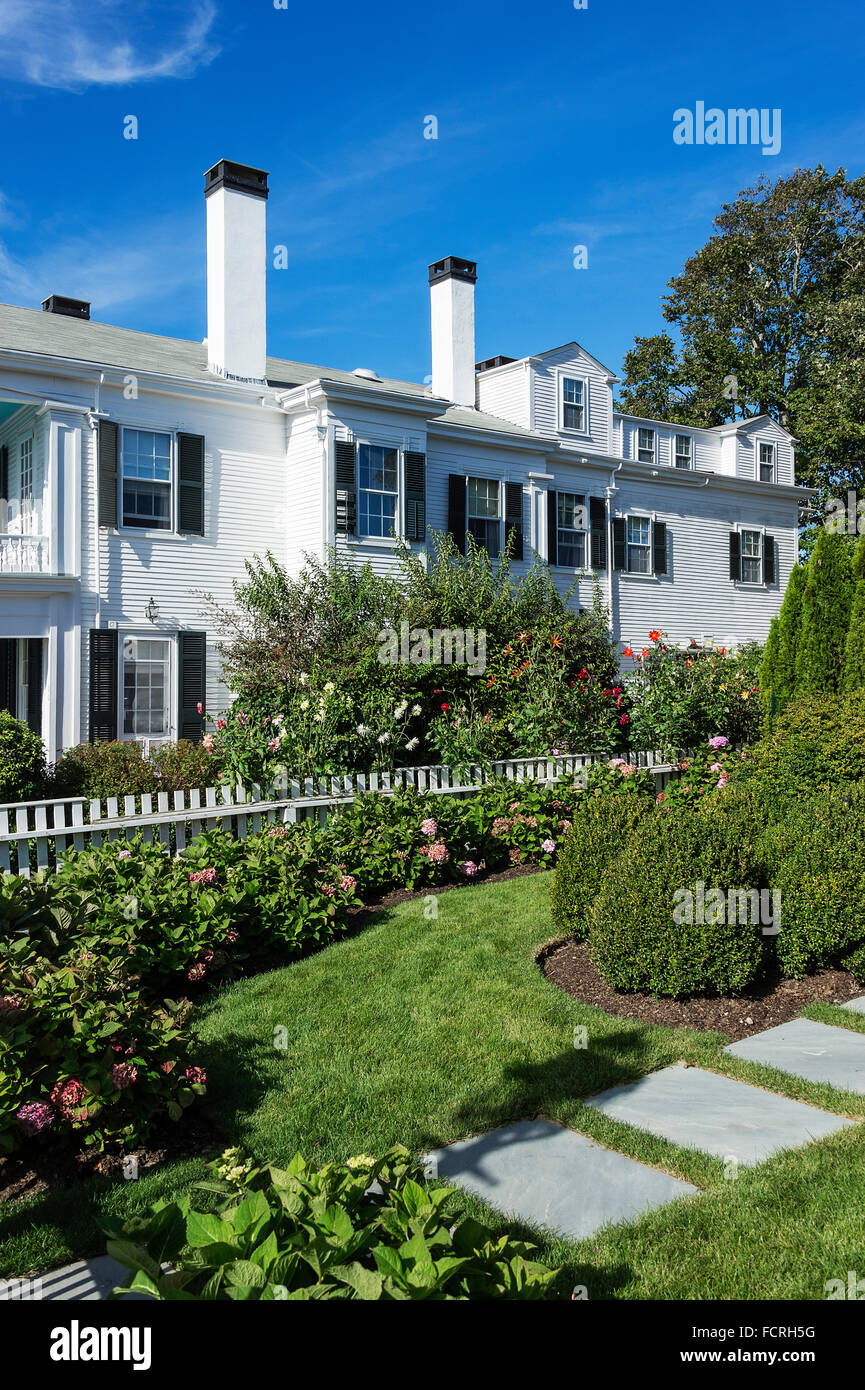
[759,617,780,724]
[773,564,806,706]
[843,579,865,691]
[795,530,853,694]
[853,531,865,581]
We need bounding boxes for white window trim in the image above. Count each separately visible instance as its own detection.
[118,425,177,537]
[635,426,656,465]
[557,370,591,437]
[19,435,34,503]
[673,432,693,470]
[616,509,662,580]
[734,523,766,587]
[118,630,176,745]
[466,474,503,554]
[756,437,776,484]
[555,489,588,568]
[355,440,402,543]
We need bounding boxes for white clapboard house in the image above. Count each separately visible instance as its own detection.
[0,160,806,761]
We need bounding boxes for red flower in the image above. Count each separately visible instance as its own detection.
[648,629,662,643]
[577,668,588,681]
[622,646,634,658]
[441,703,449,712]
[619,714,629,725]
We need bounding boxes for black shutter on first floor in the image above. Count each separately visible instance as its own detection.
[729,531,741,581]
[178,433,205,536]
[589,497,607,569]
[612,517,627,572]
[447,474,466,554]
[763,534,776,584]
[335,440,357,536]
[404,451,426,541]
[89,629,118,742]
[0,639,16,716]
[652,520,668,576]
[98,420,119,528]
[505,482,524,561]
[179,631,207,743]
[26,639,43,736]
[547,489,558,566]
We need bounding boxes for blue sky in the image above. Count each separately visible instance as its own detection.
[0,0,863,385]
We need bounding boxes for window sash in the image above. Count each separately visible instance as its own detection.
[467,477,500,554]
[19,438,33,502]
[557,491,586,567]
[758,443,775,482]
[627,515,651,573]
[122,636,170,738]
[674,435,691,468]
[562,378,585,431]
[740,529,762,583]
[121,429,172,530]
[637,428,655,463]
[357,445,399,538]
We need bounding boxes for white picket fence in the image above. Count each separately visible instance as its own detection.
[0,750,681,878]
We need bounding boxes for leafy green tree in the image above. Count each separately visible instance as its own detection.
[616,166,865,507]
[795,530,853,694]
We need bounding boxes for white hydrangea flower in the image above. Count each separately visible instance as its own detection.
[299,699,310,711]
[411,704,422,717]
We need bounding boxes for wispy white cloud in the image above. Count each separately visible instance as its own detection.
[0,0,219,90]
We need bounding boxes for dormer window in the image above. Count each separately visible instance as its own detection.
[562,377,586,431]
[637,427,655,463]
[758,442,775,482]
[674,434,692,469]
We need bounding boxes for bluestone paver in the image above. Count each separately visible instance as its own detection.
[0,1256,146,1302]
[426,1119,697,1242]
[586,1063,854,1164]
[841,996,865,1015]
[725,1017,865,1094]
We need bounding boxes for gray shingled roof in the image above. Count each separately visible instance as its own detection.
[0,300,546,440]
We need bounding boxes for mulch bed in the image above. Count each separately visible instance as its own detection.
[0,1110,228,1207]
[538,937,863,1042]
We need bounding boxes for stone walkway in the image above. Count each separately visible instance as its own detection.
[7,998,865,1299]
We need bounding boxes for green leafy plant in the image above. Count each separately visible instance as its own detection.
[0,709,45,802]
[101,1145,556,1300]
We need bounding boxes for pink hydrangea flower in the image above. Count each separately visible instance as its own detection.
[225,928,239,944]
[541,839,556,853]
[321,883,337,897]
[717,773,729,788]
[112,1062,138,1089]
[118,849,132,860]
[17,1101,54,1135]
[708,735,729,750]
[267,737,280,752]
[420,818,437,837]
[709,762,722,773]
[460,860,479,878]
[50,1078,87,1121]
[339,874,357,893]
[0,995,23,1014]
[187,962,207,981]
[185,1066,207,1085]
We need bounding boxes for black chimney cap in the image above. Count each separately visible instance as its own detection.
[204,160,269,200]
[476,355,516,372]
[42,295,90,320]
[428,256,477,286]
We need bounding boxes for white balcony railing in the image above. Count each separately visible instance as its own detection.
[0,533,50,573]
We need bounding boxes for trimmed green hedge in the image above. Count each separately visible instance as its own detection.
[588,805,769,997]
[550,788,652,940]
[742,690,865,796]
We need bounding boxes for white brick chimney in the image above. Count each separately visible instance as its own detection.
[429,256,477,406]
[204,159,269,384]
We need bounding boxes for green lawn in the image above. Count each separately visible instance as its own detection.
[3,871,864,1298]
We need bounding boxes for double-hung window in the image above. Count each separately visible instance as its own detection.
[19,438,33,504]
[557,492,587,567]
[562,378,586,432]
[758,442,775,482]
[122,429,172,529]
[674,434,692,469]
[627,515,651,573]
[740,529,762,584]
[122,636,171,739]
[467,477,501,555]
[637,427,655,463]
[358,444,399,538]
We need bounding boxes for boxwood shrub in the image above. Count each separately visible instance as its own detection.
[550,788,652,940]
[741,690,865,797]
[588,805,769,997]
[762,782,865,978]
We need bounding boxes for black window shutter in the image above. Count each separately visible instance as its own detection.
[178,433,205,536]
[98,420,118,528]
[0,444,8,507]
[447,474,466,555]
[179,631,207,742]
[335,441,357,536]
[589,497,607,569]
[26,639,43,736]
[729,531,741,581]
[0,639,15,716]
[612,517,627,572]
[404,451,426,542]
[763,534,776,584]
[547,489,558,566]
[505,482,524,560]
[89,629,118,742]
[652,520,668,576]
